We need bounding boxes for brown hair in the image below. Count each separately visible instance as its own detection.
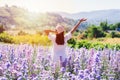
[56,32,64,45]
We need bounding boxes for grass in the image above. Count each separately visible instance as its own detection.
[90,38,120,44]
[2,30,120,46]
[11,34,51,46]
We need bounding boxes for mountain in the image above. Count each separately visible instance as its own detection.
[0,5,32,29]
[0,5,120,31]
[0,5,76,31]
[57,9,120,25]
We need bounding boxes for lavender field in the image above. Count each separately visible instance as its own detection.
[0,44,120,80]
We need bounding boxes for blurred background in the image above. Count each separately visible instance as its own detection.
[0,0,120,49]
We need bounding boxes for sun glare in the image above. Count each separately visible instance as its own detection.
[1,0,120,13]
[24,0,74,13]
[0,0,74,13]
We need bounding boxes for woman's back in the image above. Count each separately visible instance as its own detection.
[48,32,72,62]
[44,18,87,64]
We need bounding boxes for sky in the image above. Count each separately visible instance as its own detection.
[0,0,120,13]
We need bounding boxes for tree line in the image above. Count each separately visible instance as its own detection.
[81,21,120,39]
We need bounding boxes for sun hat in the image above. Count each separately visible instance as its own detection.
[56,24,64,34]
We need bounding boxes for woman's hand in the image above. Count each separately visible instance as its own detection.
[70,18,87,34]
[44,30,50,35]
[79,18,87,23]
[44,30,57,35]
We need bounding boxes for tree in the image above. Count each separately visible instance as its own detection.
[109,24,116,30]
[110,32,115,38]
[0,25,5,33]
[115,22,120,28]
[86,25,106,39]
[100,21,109,31]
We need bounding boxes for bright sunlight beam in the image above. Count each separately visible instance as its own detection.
[0,0,74,13]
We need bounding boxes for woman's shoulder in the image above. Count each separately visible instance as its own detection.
[65,32,72,38]
[64,32,72,42]
[48,33,56,41]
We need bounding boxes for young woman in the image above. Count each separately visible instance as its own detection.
[44,18,87,67]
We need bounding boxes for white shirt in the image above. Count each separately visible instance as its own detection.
[48,32,72,62]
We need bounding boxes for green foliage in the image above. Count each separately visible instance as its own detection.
[105,22,120,30]
[110,32,116,38]
[107,32,120,38]
[85,25,106,39]
[81,21,120,39]
[100,21,109,31]
[67,39,120,50]
[17,30,28,35]
[115,22,120,28]
[0,32,13,43]
[76,40,105,49]
[104,44,120,50]
[109,24,116,30]
[90,43,105,49]
[67,38,76,48]
[67,38,76,45]
[76,40,91,49]
[73,31,79,36]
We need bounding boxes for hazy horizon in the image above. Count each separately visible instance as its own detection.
[0,0,120,13]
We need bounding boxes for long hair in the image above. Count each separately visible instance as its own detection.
[56,32,64,45]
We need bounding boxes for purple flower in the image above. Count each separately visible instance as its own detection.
[5,61,11,69]
[0,53,2,60]
[60,67,65,73]
[96,75,101,80]
[33,76,38,80]
[17,76,25,80]
[30,73,37,78]
[79,74,84,79]
[73,68,78,74]
[0,67,3,76]
[84,69,90,74]
[9,53,15,63]
[95,57,99,63]
[0,77,8,80]
[78,70,84,79]
[0,44,119,79]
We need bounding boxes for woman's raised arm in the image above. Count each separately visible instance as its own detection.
[70,18,87,34]
[44,30,57,36]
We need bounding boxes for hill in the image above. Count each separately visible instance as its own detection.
[0,5,120,31]
[57,9,120,25]
[0,5,76,31]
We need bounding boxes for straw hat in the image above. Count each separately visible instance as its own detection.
[56,24,64,34]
